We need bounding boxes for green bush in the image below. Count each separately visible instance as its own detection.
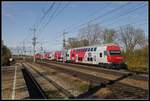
[1,41,12,66]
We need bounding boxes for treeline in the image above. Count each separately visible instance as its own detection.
[1,40,12,66]
[66,23,148,72]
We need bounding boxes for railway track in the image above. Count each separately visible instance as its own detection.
[36,61,110,85]
[45,60,148,79]
[36,61,148,88]
[21,64,47,99]
[44,60,147,80]
[23,63,75,99]
[38,61,148,82]
[34,61,148,99]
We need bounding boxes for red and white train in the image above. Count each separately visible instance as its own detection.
[35,43,126,69]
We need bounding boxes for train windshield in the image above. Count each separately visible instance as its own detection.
[109,50,121,56]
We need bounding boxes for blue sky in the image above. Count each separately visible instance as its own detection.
[2,1,148,54]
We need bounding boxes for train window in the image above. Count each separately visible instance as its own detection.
[104,51,107,56]
[94,47,97,51]
[87,57,90,61]
[66,54,69,57]
[100,53,102,57]
[109,50,121,56]
[78,57,82,61]
[86,48,88,51]
[90,58,93,61]
[88,48,90,51]
[91,48,93,51]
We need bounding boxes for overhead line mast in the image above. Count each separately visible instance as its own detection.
[30,27,37,62]
[23,41,26,60]
[62,31,68,62]
[63,31,67,49]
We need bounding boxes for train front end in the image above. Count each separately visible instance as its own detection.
[106,44,126,69]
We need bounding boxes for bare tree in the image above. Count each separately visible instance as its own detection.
[117,25,147,52]
[78,23,105,45]
[66,38,80,48]
[103,28,116,44]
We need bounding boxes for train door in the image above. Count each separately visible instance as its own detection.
[103,50,108,63]
[99,51,103,63]
[95,46,104,64]
[76,54,78,62]
[93,55,96,64]
[66,49,71,62]
[62,49,67,62]
[99,47,107,64]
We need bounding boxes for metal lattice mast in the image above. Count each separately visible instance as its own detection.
[31,27,37,62]
[62,31,68,62]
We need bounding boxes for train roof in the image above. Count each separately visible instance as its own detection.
[69,43,120,50]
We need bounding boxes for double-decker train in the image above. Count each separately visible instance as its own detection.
[35,43,126,69]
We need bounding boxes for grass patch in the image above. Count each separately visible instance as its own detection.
[79,83,89,92]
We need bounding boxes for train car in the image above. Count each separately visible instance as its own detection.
[48,51,55,60]
[35,53,43,59]
[43,52,50,59]
[35,43,125,69]
[66,43,124,69]
[54,51,63,61]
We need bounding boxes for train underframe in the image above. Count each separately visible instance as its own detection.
[65,59,127,70]
[98,62,127,70]
[37,58,127,70]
